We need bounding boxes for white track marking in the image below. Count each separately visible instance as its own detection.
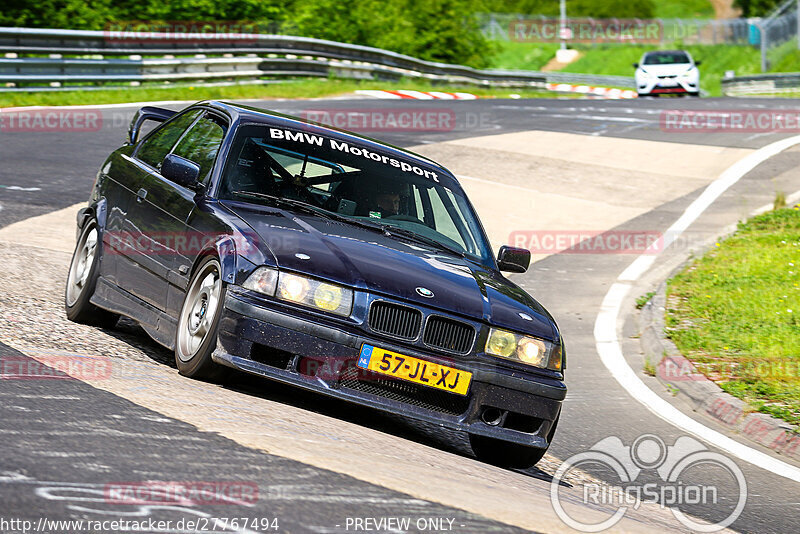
[394,90,435,99]
[0,185,41,191]
[594,134,800,483]
[354,90,403,100]
[426,91,456,100]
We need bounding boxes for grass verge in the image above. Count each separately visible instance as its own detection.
[666,206,800,426]
[0,78,573,108]
[490,42,763,96]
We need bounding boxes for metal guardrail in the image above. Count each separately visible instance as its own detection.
[0,26,635,91]
[721,72,800,95]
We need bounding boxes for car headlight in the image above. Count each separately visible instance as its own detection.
[485,328,562,371]
[243,267,353,317]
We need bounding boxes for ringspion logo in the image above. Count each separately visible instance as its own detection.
[551,434,747,532]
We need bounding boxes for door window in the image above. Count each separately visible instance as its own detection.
[136,110,202,169]
[171,114,227,183]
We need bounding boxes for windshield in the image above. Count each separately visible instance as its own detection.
[643,51,691,65]
[219,124,493,263]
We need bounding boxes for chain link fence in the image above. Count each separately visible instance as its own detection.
[757,0,799,71]
[480,4,800,74]
[479,13,755,46]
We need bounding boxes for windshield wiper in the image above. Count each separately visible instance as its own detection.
[231,191,465,258]
[231,191,339,220]
[381,225,466,258]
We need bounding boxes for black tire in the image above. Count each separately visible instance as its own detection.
[174,256,229,381]
[470,415,559,469]
[65,220,119,328]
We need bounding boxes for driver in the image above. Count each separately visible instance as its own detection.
[368,183,402,218]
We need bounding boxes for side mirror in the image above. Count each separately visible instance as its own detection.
[497,245,531,274]
[694,60,702,66]
[161,154,202,191]
[633,62,639,68]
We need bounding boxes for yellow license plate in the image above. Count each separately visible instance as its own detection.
[357,344,472,396]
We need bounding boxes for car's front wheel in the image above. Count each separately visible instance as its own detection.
[65,220,119,328]
[470,415,559,469]
[175,256,229,381]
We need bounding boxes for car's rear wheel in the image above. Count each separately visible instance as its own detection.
[65,220,119,328]
[175,256,229,381]
[470,415,559,469]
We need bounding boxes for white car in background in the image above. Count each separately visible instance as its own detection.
[634,50,701,97]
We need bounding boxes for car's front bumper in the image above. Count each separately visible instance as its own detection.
[636,75,699,96]
[213,288,566,449]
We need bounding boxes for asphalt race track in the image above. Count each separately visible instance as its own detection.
[1,96,800,533]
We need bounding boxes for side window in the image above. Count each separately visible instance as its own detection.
[136,110,202,169]
[428,188,464,247]
[172,114,226,183]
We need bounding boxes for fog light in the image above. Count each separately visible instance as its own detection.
[486,329,516,358]
[314,284,343,311]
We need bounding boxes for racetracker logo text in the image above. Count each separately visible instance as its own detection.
[301,108,458,132]
[550,434,747,532]
[661,109,800,132]
[0,110,102,133]
[509,230,662,255]
[104,481,258,505]
[103,21,271,44]
[510,19,663,43]
[0,354,112,380]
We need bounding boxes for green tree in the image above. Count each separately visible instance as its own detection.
[0,0,114,29]
[734,0,782,17]
[292,0,492,67]
[485,0,656,18]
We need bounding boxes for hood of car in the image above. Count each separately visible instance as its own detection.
[225,202,557,341]
[640,63,694,76]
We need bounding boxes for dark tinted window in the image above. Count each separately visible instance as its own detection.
[136,110,202,169]
[172,114,226,183]
[643,52,690,65]
[219,125,492,262]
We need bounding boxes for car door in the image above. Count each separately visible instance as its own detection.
[114,109,203,308]
[158,111,228,318]
[124,110,227,314]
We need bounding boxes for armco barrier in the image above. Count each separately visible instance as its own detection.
[0,26,634,92]
[721,72,800,95]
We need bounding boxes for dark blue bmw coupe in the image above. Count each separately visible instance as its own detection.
[65,101,566,467]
